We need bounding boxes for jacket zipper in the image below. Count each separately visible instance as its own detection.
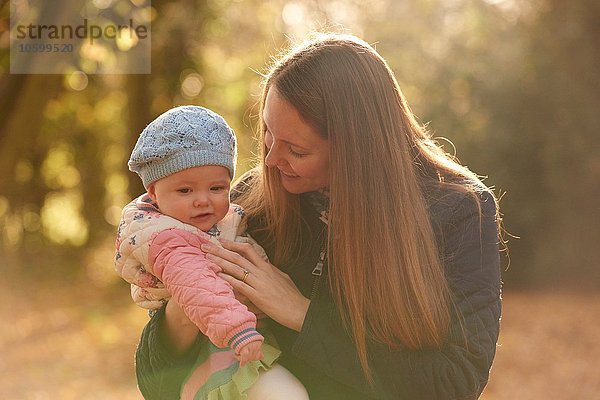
[310,248,326,298]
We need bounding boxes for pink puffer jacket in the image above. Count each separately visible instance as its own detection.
[115,194,265,352]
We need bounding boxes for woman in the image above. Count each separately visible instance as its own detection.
[135,33,502,399]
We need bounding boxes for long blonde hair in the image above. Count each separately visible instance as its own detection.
[237,33,491,380]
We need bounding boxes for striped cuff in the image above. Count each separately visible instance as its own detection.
[227,325,264,353]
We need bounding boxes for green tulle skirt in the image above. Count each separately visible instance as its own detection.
[180,333,281,400]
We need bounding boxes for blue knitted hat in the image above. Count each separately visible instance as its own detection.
[128,106,237,188]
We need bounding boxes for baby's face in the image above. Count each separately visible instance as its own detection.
[148,165,231,232]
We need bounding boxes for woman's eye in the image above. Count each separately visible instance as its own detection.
[288,147,307,158]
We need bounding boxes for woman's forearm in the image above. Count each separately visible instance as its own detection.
[163,299,199,352]
[136,303,204,400]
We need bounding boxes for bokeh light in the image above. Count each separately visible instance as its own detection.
[66,71,89,91]
[180,72,204,98]
[41,191,89,246]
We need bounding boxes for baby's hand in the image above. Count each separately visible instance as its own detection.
[236,341,263,367]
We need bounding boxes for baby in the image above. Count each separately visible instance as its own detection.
[115,106,307,399]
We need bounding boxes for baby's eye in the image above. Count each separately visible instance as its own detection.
[177,188,191,194]
[210,186,226,192]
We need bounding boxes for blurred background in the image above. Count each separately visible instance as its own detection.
[1,0,599,398]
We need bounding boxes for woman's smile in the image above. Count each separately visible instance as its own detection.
[279,169,300,179]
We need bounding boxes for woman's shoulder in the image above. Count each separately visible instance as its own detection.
[229,167,270,241]
[425,178,497,226]
[231,167,260,202]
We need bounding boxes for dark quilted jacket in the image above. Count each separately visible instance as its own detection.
[135,175,502,400]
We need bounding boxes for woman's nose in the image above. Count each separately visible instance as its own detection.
[264,143,280,167]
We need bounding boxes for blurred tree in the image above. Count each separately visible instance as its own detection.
[362,0,600,287]
[497,0,600,287]
[0,0,597,288]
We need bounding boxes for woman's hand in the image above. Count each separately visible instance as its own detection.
[201,240,311,332]
[230,289,268,319]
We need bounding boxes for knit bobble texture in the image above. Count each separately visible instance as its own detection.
[128,106,237,188]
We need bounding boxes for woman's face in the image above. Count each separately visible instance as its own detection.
[262,87,330,194]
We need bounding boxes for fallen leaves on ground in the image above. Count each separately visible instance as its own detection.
[2,275,599,399]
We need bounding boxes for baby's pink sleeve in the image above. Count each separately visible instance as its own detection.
[148,228,263,352]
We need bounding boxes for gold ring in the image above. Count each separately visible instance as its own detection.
[241,269,250,283]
